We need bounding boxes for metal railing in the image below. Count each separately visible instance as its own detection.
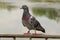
[0,34,60,40]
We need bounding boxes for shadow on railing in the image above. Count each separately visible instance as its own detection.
[0,34,60,40]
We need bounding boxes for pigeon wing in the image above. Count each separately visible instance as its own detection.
[28,16,45,33]
[28,16,40,28]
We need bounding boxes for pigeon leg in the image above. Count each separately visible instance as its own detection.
[35,30,36,34]
[28,30,30,33]
[33,29,37,35]
[32,29,38,35]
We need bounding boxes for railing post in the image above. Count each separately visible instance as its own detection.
[45,38,48,40]
[13,37,16,40]
[29,37,32,40]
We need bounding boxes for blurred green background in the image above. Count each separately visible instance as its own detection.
[0,2,16,11]
[0,1,60,21]
[29,0,60,2]
[32,7,58,20]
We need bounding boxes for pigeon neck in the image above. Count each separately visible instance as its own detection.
[23,8,29,14]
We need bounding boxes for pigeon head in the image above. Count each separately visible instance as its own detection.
[20,5,29,13]
[20,5,28,9]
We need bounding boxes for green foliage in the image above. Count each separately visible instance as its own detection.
[0,2,17,10]
[32,7,58,20]
[32,8,46,16]
[46,8,57,19]
[29,0,60,2]
[30,0,42,2]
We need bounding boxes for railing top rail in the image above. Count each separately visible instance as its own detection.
[0,34,60,38]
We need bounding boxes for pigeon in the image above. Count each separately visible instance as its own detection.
[20,5,45,34]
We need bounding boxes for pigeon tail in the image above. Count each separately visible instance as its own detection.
[36,28,45,33]
[41,29,45,33]
[36,25,45,33]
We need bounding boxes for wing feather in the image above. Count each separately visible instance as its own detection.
[28,16,39,27]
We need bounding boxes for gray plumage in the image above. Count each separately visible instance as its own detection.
[21,5,45,33]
